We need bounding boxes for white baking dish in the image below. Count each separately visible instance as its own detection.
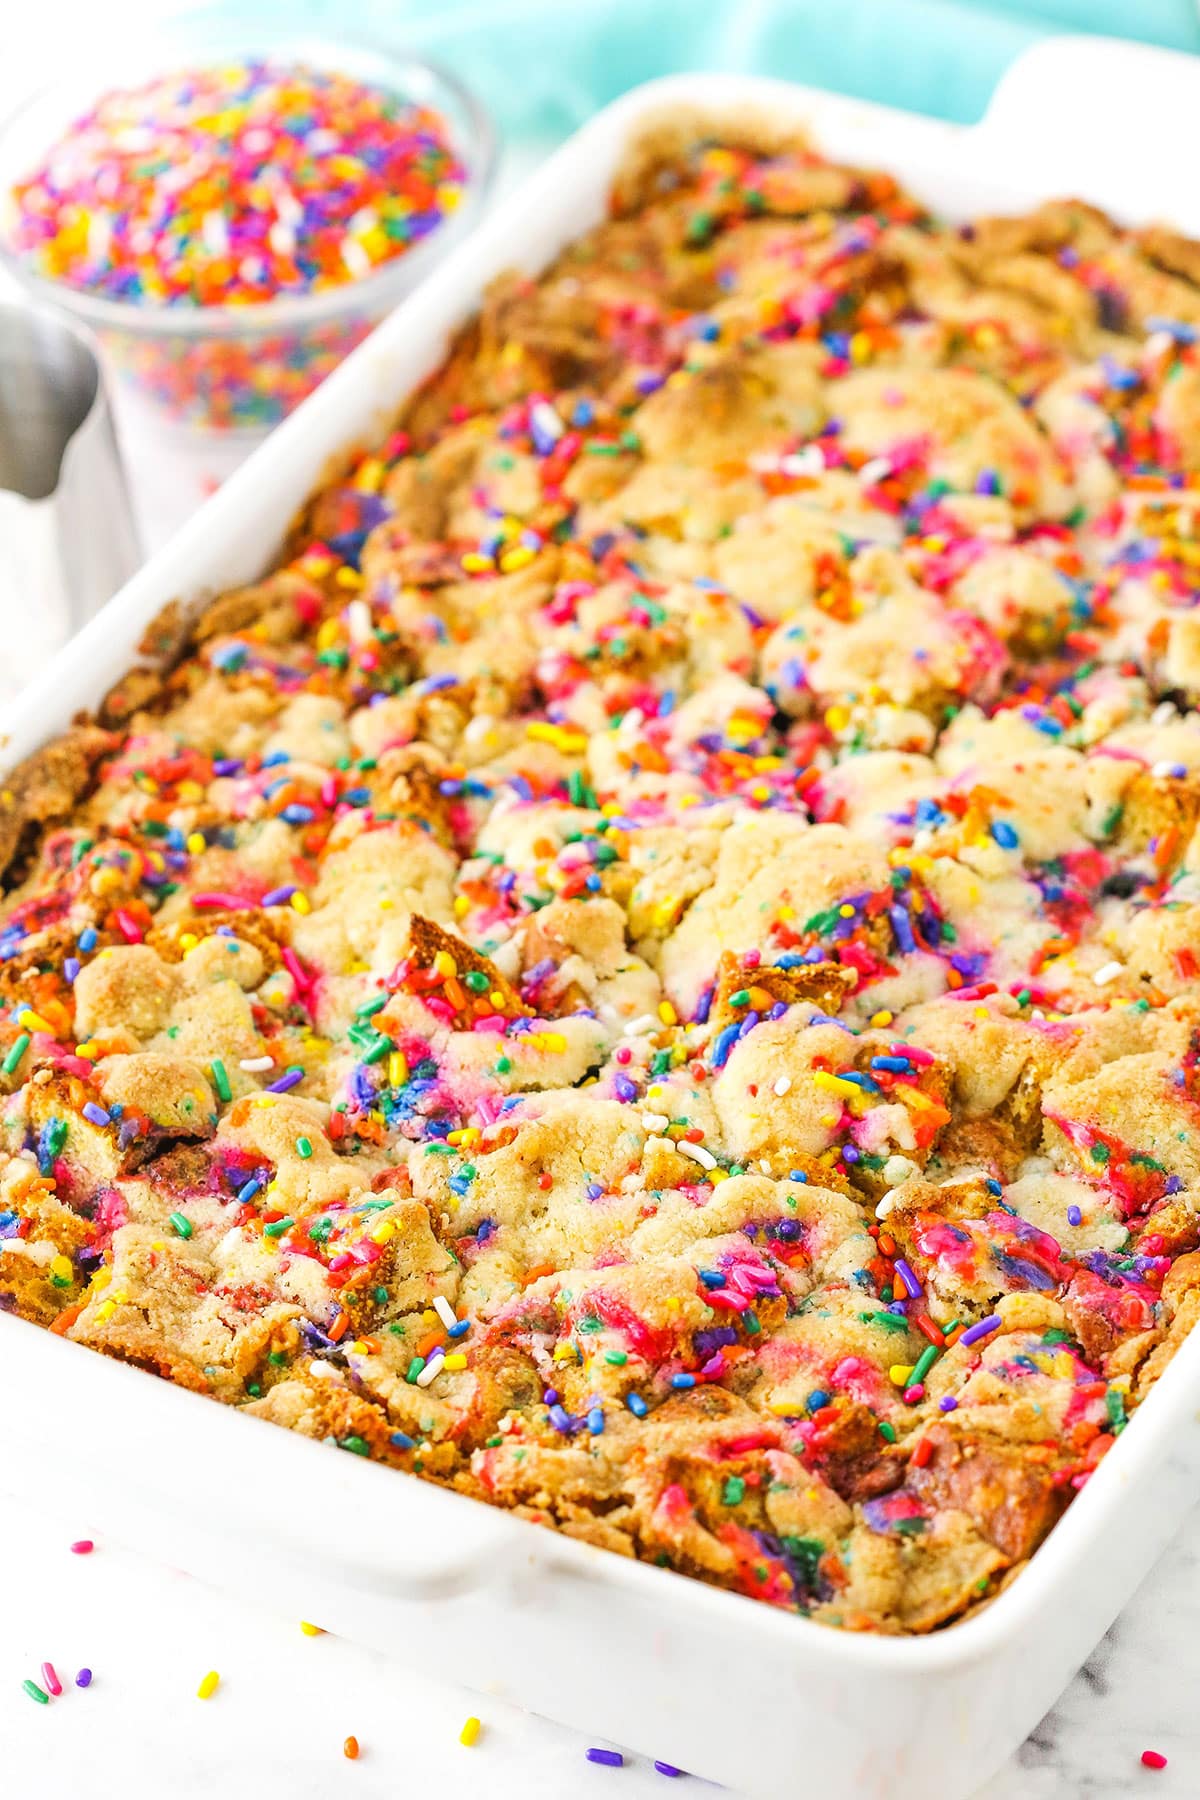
[5,36,1200,1799]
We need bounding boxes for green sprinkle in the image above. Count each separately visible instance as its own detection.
[464,970,490,993]
[356,993,388,1019]
[722,1475,746,1507]
[1090,1142,1111,1164]
[263,1217,294,1238]
[168,1211,193,1239]
[361,1034,392,1065]
[341,1435,370,1456]
[373,1286,389,1304]
[23,1680,49,1705]
[210,1059,231,1103]
[729,988,751,1007]
[406,1357,425,1384]
[268,1350,287,1366]
[877,1421,898,1443]
[2,1032,30,1075]
[495,1056,512,1073]
[859,1310,910,1333]
[910,1343,939,1385]
[604,1350,628,1366]
[296,1136,313,1159]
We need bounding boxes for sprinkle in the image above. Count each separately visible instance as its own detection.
[1141,1750,1168,1770]
[197,1670,220,1700]
[586,1749,625,1767]
[75,1668,93,1688]
[82,1102,111,1127]
[1093,961,1124,987]
[239,1056,275,1072]
[168,1211,193,1239]
[296,1136,313,1159]
[22,1679,49,1704]
[70,1539,94,1554]
[41,1662,62,1696]
[958,1314,1002,1348]
[2,1033,30,1074]
[344,1736,360,1760]
[654,1762,685,1778]
[893,1258,922,1299]
[433,1295,458,1330]
[209,1059,232,1102]
[1067,1205,1083,1227]
[460,1716,482,1747]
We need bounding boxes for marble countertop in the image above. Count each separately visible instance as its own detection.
[0,1473,1192,1800]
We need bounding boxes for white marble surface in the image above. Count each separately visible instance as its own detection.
[0,1475,1195,1800]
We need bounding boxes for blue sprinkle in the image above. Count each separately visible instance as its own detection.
[78,927,98,953]
[390,1432,416,1450]
[1067,1205,1083,1227]
[806,1389,830,1413]
[626,1394,648,1418]
[670,1373,696,1390]
[990,819,1020,850]
[587,1406,605,1435]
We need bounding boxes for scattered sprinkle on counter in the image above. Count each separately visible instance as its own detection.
[75,1668,92,1689]
[586,1748,625,1767]
[343,1735,360,1760]
[69,1539,94,1554]
[196,1670,220,1700]
[1142,1750,1169,1770]
[22,1678,49,1705]
[459,1715,482,1747]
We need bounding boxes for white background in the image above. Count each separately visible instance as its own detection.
[2,9,1199,1796]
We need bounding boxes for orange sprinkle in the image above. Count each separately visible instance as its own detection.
[343,1735,360,1760]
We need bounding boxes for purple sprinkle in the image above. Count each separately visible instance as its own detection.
[213,758,242,776]
[64,957,81,983]
[75,1668,92,1688]
[893,1257,922,1300]
[262,884,297,907]
[1067,1205,1082,1227]
[82,1103,110,1127]
[586,1749,624,1767]
[654,1762,684,1778]
[613,1073,638,1103]
[938,1396,958,1412]
[959,1313,1002,1349]
[267,1068,304,1094]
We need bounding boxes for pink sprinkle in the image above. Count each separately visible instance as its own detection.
[41,1662,62,1696]
[192,891,250,910]
[70,1539,94,1554]
[1142,1751,1168,1770]
[321,776,338,807]
[113,908,144,943]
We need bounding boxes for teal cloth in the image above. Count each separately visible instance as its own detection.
[235,0,1200,152]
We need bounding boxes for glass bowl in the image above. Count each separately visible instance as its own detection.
[0,23,497,433]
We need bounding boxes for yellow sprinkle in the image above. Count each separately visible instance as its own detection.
[525,720,587,755]
[443,1353,468,1371]
[824,705,850,732]
[460,1716,482,1748]
[50,1254,73,1282]
[18,1009,55,1035]
[499,546,536,573]
[316,618,341,651]
[388,1052,408,1088]
[433,949,458,979]
[179,932,199,952]
[453,895,470,916]
[889,1364,914,1386]
[196,1671,220,1701]
[370,1221,395,1245]
[335,567,363,590]
[177,780,205,803]
[837,904,855,919]
[768,1398,799,1416]
[552,1342,579,1362]
[289,891,311,915]
[299,1622,323,1637]
[869,1010,893,1027]
[354,458,385,494]
[658,1001,677,1026]
[186,832,206,855]
[813,1070,861,1100]
[461,551,494,574]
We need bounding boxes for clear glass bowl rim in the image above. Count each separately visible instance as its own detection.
[0,32,498,339]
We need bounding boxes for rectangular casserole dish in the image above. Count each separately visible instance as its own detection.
[5,35,1200,1799]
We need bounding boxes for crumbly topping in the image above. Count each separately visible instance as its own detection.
[5,121,1200,1632]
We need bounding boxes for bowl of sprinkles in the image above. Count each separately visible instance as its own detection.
[0,40,495,430]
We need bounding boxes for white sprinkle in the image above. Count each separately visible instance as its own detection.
[309,1361,343,1382]
[347,600,373,645]
[201,210,229,258]
[780,445,825,477]
[641,1112,670,1132]
[239,1056,275,1073]
[1093,961,1124,987]
[624,1014,659,1037]
[341,238,371,281]
[433,1295,458,1331]
[268,219,297,259]
[1152,701,1178,727]
[859,456,893,487]
[416,1351,445,1388]
[1145,330,1175,360]
[773,1076,792,1097]
[875,1192,900,1219]
[676,1140,717,1171]
[530,400,563,444]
